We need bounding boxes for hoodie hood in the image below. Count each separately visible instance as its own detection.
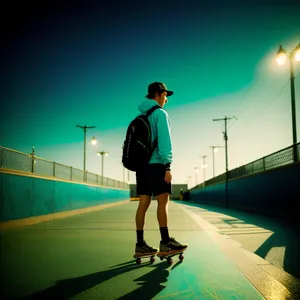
[138,99,160,114]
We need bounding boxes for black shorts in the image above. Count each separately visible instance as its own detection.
[136,163,172,197]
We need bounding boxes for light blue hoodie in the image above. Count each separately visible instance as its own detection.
[138,99,173,166]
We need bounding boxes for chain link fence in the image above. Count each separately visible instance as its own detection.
[192,142,300,190]
[1,144,298,191]
[0,146,129,190]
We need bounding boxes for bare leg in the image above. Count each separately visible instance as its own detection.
[156,193,169,227]
[135,195,152,230]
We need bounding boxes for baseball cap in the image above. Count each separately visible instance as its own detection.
[147,82,174,97]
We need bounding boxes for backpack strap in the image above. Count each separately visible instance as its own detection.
[145,105,161,153]
[145,105,161,117]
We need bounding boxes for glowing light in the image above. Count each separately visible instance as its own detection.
[276,53,286,66]
[295,48,300,61]
[97,151,109,156]
[91,136,97,145]
[276,45,287,66]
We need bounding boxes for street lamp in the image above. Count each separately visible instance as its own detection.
[209,146,225,177]
[97,150,109,185]
[121,163,125,183]
[201,155,207,186]
[91,136,97,146]
[276,43,300,162]
[194,167,199,186]
[76,125,97,173]
[186,175,192,188]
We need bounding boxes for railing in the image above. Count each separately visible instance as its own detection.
[0,146,129,189]
[191,142,300,190]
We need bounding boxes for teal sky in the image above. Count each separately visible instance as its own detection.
[2,0,300,187]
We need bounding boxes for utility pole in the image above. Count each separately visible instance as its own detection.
[213,117,236,172]
[213,116,236,207]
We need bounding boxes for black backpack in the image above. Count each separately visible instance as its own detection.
[122,105,161,171]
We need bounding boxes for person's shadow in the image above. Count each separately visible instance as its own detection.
[118,260,182,299]
[20,259,181,299]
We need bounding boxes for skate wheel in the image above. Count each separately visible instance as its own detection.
[150,256,155,263]
[136,257,141,265]
[160,256,164,261]
[167,257,173,265]
[179,253,184,261]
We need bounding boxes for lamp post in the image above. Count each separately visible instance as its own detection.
[276,43,300,162]
[186,175,192,188]
[194,167,199,186]
[97,151,109,185]
[209,146,225,178]
[76,125,97,179]
[201,155,207,187]
[122,164,125,183]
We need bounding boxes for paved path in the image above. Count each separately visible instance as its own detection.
[1,200,299,299]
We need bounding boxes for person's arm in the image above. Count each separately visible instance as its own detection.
[156,110,173,183]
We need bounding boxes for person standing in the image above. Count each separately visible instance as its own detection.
[134,82,188,256]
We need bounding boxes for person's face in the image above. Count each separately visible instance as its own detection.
[157,91,168,107]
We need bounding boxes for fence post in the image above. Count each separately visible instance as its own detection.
[293,144,299,163]
[0,147,3,168]
[70,167,72,181]
[53,162,56,177]
[263,157,266,171]
[31,155,35,173]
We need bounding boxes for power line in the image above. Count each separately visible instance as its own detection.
[230,80,290,148]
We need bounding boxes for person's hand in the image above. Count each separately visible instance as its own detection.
[164,170,172,183]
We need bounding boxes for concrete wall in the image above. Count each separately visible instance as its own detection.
[0,171,129,222]
[188,163,300,219]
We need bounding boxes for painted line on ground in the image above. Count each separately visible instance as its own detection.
[0,200,130,230]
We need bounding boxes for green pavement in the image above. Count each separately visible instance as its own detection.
[0,200,295,299]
